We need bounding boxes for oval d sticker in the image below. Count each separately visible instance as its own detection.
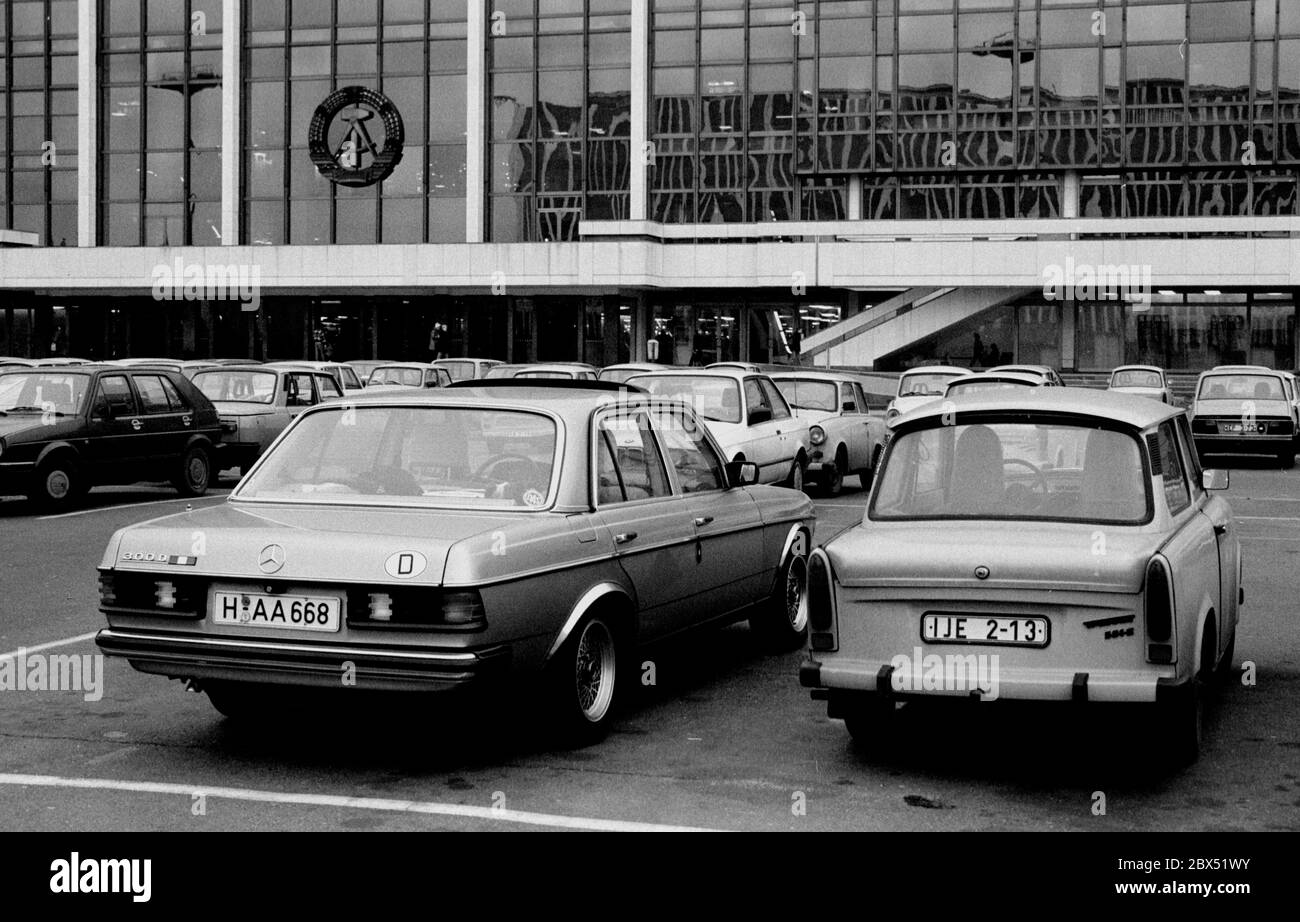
[385,551,428,580]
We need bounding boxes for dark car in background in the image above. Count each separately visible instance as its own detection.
[0,365,221,509]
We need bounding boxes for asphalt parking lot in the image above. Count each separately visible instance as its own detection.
[1,465,1298,832]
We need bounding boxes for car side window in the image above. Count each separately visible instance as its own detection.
[157,376,189,411]
[285,374,315,407]
[760,379,792,420]
[651,408,727,494]
[840,383,858,413]
[96,375,137,417]
[1176,414,1205,498]
[595,413,671,505]
[743,378,766,420]
[317,375,343,400]
[134,375,174,414]
[1156,422,1191,515]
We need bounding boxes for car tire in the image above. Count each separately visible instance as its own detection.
[1215,629,1237,683]
[844,695,896,747]
[205,681,263,721]
[786,456,807,493]
[173,445,212,497]
[750,546,809,652]
[1279,449,1295,470]
[29,456,86,511]
[546,614,621,746]
[822,447,847,497]
[1158,625,1215,766]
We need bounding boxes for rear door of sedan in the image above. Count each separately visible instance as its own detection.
[650,405,765,621]
[591,408,699,641]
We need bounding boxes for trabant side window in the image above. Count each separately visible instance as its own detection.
[1177,415,1205,497]
[840,384,858,413]
[651,407,727,494]
[1157,421,1191,515]
[317,374,343,400]
[595,413,671,505]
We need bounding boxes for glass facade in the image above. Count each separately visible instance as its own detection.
[488,0,632,242]
[1,0,79,245]
[243,0,468,246]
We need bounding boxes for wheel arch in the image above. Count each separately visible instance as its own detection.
[544,581,638,665]
[34,441,81,470]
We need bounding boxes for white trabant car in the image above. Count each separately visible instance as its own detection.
[886,365,971,422]
[266,361,365,395]
[627,369,812,491]
[365,363,454,392]
[770,371,887,494]
[433,358,504,381]
[944,370,1046,398]
[598,363,662,384]
[1109,365,1172,404]
[800,389,1241,765]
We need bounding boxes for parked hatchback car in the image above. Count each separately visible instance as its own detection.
[886,365,971,422]
[770,371,887,494]
[192,364,345,473]
[94,382,815,744]
[267,361,365,394]
[627,369,812,490]
[1109,365,1173,404]
[0,365,221,509]
[799,389,1240,765]
[1190,365,1296,468]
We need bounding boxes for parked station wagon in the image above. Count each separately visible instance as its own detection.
[800,389,1241,765]
[95,382,815,744]
[0,365,220,509]
[770,371,887,494]
[192,364,344,473]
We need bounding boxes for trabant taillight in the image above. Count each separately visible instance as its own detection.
[1144,555,1177,664]
[808,549,838,653]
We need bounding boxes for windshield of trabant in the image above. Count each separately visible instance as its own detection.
[628,375,742,424]
[774,379,838,412]
[234,405,559,509]
[870,421,1150,524]
[195,370,277,404]
[899,373,959,398]
[0,372,90,415]
[1198,374,1285,401]
[1111,369,1162,388]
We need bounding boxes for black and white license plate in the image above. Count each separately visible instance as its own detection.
[1219,421,1258,434]
[212,591,342,633]
[922,613,1049,648]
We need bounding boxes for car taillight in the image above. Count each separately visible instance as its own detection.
[442,590,486,626]
[98,571,117,606]
[808,549,838,652]
[1144,555,1176,663]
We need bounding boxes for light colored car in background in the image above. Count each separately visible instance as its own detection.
[800,389,1240,766]
[627,368,812,490]
[0,357,37,368]
[267,360,365,394]
[707,363,764,374]
[345,360,395,385]
[1109,365,1173,404]
[989,364,1065,387]
[886,365,971,422]
[108,358,222,380]
[770,371,887,495]
[434,358,504,381]
[944,371,1046,399]
[511,363,599,381]
[95,384,815,744]
[598,363,662,384]
[192,364,345,473]
[1190,365,1297,468]
[365,363,454,391]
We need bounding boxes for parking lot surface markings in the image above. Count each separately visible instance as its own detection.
[0,632,97,660]
[0,774,721,833]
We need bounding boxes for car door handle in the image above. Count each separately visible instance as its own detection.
[694,516,714,527]
[614,532,638,545]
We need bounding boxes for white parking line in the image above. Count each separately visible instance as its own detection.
[1236,516,1300,523]
[0,774,718,833]
[38,494,228,521]
[0,632,97,660]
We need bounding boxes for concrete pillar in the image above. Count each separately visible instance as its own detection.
[466,1,487,243]
[848,177,863,221]
[77,0,98,247]
[222,0,241,245]
[1062,170,1081,220]
[1061,300,1077,372]
[630,0,649,221]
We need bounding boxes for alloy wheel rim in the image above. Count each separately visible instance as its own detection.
[574,620,616,722]
[786,555,809,631]
[46,470,71,500]
[188,455,208,487]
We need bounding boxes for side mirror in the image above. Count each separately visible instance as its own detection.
[1202,469,1229,491]
[748,407,773,426]
[725,460,760,488]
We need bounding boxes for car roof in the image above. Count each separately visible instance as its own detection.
[192,364,278,374]
[768,370,855,384]
[515,363,597,371]
[899,387,1181,429]
[900,365,971,376]
[434,357,500,364]
[1203,365,1275,374]
[337,382,662,418]
[1112,365,1164,374]
[626,367,756,383]
[990,364,1054,375]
